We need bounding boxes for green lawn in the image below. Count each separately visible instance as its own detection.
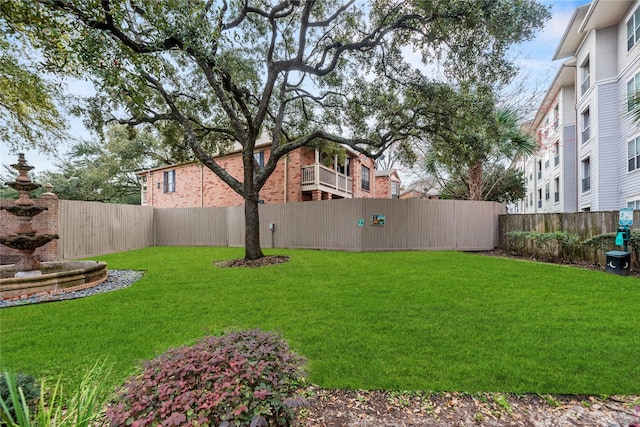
[1,247,638,395]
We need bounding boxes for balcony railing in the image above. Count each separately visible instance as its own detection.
[554,155,560,167]
[582,177,591,192]
[538,200,542,209]
[554,192,560,203]
[301,164,353,196]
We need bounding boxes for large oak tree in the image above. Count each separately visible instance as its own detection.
[3,0,548,260]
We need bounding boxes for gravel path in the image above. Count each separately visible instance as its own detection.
[0,270,144,308]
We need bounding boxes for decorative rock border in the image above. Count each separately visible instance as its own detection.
[0,270,144,308]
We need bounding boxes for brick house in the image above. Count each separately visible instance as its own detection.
[138,138,401,207]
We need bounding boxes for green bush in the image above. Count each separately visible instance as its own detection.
[582,233,616,266]
[630,229,640,265]
[530,232,562,261]
[0,363,110,427]
[107,329,307,427]
[505,231,531,256]
[557,232,581,263]
[0,373,40,425]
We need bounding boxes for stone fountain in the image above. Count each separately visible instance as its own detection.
[0,154,107,300]
[0,153,59,276]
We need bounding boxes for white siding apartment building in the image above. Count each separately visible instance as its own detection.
[515,0,640,213]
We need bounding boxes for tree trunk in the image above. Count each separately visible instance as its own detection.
[244,192,264,260]
[468,161,484,201]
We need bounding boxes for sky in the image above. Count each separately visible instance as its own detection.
[1,0,592,176]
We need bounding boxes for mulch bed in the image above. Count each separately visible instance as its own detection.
[214,255,290,268]
[294,389,639,426]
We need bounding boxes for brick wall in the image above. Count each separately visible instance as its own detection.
[143,147,395,208]
[0,193,59,264]
[375,176,390,199]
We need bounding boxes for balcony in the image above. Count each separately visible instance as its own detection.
[582,177,591,193]
[554,155,559,167]
[301,164,353,198]
[554,192,560,203]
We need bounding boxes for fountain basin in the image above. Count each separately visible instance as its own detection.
[0,261,107,300]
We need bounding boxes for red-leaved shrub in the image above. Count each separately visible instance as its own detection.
[106,329,306,427]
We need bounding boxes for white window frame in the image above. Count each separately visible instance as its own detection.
[581,107,591,144]
[627,72,640,112]
[253,151,265,170]
[629,136,640,172]
[580,57,590,95]
[627,6,640,51]
[361,166,370,191]
[163,170,176,193]
[627,196,640,210]
[391,181,400,199]
[581,157,591,193]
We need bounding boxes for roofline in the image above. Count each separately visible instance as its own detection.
[531,60,576,130]
[552,4,591,61]
[136,140,365,175]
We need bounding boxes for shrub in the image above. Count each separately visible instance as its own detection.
[582,233,616,266]
[0,373,40,426]
[630,229,640,265]
[107,329,307,427]
[505,231,531,256]
[0,363,110,427]
[557,232,581,263]
[530,232,562,261]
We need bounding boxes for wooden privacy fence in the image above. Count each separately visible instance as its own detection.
[56,199,504,259]
[498,211,640,268]
[155,199,504,252]
[58,200,154,260]
[498,211,640,247]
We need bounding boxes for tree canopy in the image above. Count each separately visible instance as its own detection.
[2,0,549,259]
[0,33,68,153]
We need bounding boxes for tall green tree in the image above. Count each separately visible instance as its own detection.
[419,88,536,202]
[4,0,548,260]
[35,124,174,204]
[0,35,68,153]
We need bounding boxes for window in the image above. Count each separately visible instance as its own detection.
[581,108,590,143]
[553,104,559,130]
[628,199,640,210]
[537,189,542,209]
[627,6,640,51]
[629,137,640,172]
[391,181,400,199]
[553,142,560,166]
[361,166,370,191]
[537,160,542,179]
[253,151,265,170]
[627,72,640,112]
[529,192,533,207]
[545,183,550,201]
[163,170,175,193]
[581,158,591,193]
[580,57,590,95]
[141,177,148,205]
[554,177,560,203]
[337,158,351,176]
